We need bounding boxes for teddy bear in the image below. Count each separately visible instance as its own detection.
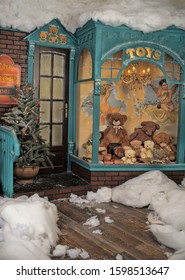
[82,140,93,162]
[140,140,155,163]
[151,148,171,164]
[130,139,143,158]
[129,121,160,143]
[121,146,137,164]
[153,132,176,161]
[99,112,129,148]
[112,146,125,159]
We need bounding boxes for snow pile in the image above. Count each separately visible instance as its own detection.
[51,244,89,259]
[0,0,185,34]
[0,194,60,260]
[112,170,178,208]
[87,187,112,203]
[69,171,185,259]
[111,170,185,259]
[1,170,185,260]
[83,216,100,228]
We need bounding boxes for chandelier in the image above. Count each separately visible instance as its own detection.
[120,63,151,87]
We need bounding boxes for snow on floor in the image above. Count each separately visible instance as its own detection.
[0,170,185,259]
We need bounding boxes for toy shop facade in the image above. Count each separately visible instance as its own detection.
[1,19,185,183]
[71,20,185,183]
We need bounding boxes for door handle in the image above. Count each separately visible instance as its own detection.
[65,103,68,118]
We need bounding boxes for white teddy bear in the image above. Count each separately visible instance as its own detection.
[121,146,137,164]
[140,140,154,159]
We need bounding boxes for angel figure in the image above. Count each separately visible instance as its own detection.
[149,79,178,114]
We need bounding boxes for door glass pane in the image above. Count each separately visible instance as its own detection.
[53,101,63,123]
[40,77,51,99]
[53,78,64,99]
[40,53,51,75]
[52,125,63,145]
[53,54,65,76]
[40,125,50,145]
[40,101,50,123]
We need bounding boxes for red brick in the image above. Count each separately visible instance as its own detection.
[105,171,118,176]
[91,180,105,185]
[14,49,27,54]
[99,176,111,180]
[112,176,125,180]
[14,31,28,37]
[14,41,27,46]
[0,43,6,48]
[118,171,132,176]
[0,49,11,54]
[44,189,59,195]
[1,30,13,35]
[20,46,28,50]
[59,188,72,194]
[105,180,118,186]
[7,44,20,49]
[91,171,105,176]
[0,34,6,39]
[8,36,20,41]
[91,176,98,181]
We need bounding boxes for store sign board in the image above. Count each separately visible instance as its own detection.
[125,47,162,61]
[0,54,21,104]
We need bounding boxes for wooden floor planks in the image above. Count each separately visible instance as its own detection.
[53,199,174,260]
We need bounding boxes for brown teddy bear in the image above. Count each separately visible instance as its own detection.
[112,146,125,159]
[129,121,160,143]
[153,132,176,161]
[100,112,129,148]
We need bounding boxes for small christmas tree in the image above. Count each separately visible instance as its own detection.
[2,83,54,169]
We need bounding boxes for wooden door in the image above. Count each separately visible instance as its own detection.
[34,46,69,173]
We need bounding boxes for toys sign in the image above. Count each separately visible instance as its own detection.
[0,54,21,104]
[125,47,162,61]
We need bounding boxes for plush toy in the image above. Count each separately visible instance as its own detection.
[130,139,143,158]
[82,139,93,162]
[140,140,155,160]
[129,121,160,143]
[121,146,137,164]
[153,132,176,161]
[151,148,170,164]
[112,146,125,159]
[107,143,121,156]
[100,112,129,148]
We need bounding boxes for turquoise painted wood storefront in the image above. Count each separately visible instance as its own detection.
[26,19,185,174]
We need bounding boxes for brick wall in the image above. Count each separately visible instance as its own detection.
[0,29,28,84]
[71,162,185,191]
[0,28,29,119]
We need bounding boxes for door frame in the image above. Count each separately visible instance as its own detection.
[25,19,77,172]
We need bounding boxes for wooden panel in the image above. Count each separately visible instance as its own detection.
[53,200,174,260]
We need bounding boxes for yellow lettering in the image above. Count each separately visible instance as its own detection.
[153,50,161,60]
[136,47,146,57]
[145,47,154,58]
[126,48,136,59]
[0,63,12,70]
[125,47,162,61]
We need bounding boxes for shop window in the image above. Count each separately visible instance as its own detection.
[164,53,182,82]
[78,48,92,80]
[76,81,94,162]
[101,50,122,79]
[99,56,181,165]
